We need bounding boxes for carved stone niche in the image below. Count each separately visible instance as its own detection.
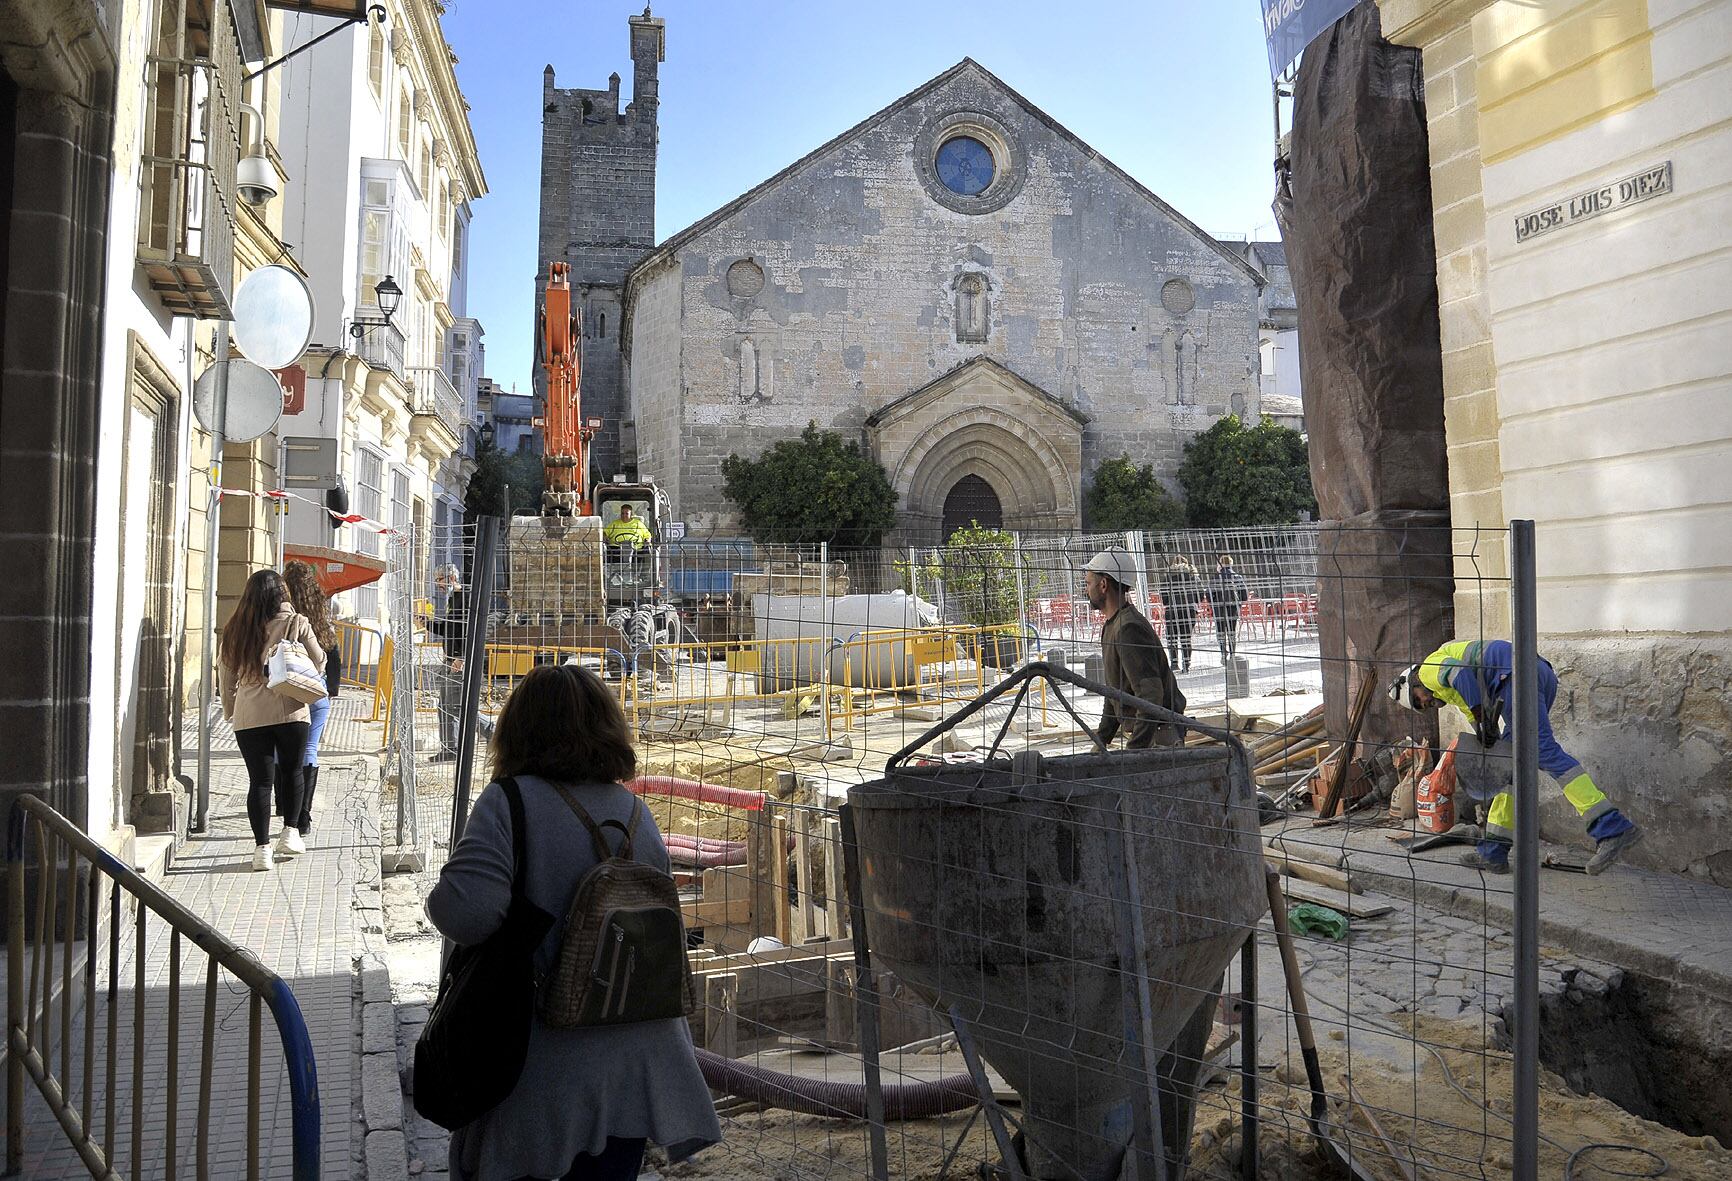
[953,272,990,343]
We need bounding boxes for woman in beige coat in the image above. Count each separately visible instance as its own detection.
[219,569,326,870]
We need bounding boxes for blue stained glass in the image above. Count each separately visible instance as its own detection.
[935,136,995,197]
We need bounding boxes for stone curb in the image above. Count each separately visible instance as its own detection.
[1349,856,1732,998]
[346,754,414,1181]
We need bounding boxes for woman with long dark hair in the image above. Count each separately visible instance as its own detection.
[427,664,720,1179]
[282,560,342,836]
[219,568,326,871]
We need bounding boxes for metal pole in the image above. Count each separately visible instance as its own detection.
[1510,519,1540,1181]
[448,515,500,851]
[1240,931,1258,1181]
[194,325,233,835]
[838,803,890,1181]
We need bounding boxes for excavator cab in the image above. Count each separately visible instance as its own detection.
[594,479,669,608]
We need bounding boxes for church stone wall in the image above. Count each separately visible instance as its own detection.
[627,65,1261,534]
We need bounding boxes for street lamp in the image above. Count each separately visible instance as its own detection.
[479,419,496,449]
[350,274,403,342]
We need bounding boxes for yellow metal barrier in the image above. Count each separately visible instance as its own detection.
[334,620,390,724]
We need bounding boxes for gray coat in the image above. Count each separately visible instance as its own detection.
[426,775,721,1180]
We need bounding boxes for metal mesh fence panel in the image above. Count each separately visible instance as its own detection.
[369,521,1693,1181]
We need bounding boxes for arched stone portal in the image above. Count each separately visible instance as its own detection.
[864,356,1087,541]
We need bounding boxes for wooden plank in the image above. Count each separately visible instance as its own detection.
[793,810,816,943]
[823,817,846,941]
[770,810,793,945]
[683,894,753,928]
[825,958,857,1048]
[744,808,777,943]
[1278,876,1394,920]
[704,973,739,1057]
[1264,851,1358,895]
[690,938,853,973]
[1317,668,1377,820]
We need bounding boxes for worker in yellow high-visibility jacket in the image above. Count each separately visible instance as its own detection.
[1389,639,1643,875]
[602,504,653,550]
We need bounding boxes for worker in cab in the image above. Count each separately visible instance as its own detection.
[603,504,653,551]
[1390,639,1643,875]
[1085,546,1185,749]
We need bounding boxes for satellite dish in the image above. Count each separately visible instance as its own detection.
[194,359,284,443]
[232,264,315,370]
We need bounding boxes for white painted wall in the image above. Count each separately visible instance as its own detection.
[1481,0,1732,635]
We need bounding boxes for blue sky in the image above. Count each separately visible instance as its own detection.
[442,1,1281,395]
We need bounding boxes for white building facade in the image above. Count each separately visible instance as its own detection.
[275,0,486,624]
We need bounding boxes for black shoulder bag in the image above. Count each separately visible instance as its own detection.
[413,778,555,1130]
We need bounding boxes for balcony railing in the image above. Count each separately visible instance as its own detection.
[138,17,242,319]
[408,366,464,437]
[354,319,406,378]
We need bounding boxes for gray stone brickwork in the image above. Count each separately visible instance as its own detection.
[535,9,665,483]
[622,58,1263,537]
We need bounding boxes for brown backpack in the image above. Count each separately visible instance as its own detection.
[538,786,695,1028]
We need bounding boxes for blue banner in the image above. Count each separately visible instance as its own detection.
[1262,0,1359,78]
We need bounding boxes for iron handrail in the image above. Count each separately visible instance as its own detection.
[6,794,320,1179]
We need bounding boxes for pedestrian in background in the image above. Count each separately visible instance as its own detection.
[427,664,721,1179]
[219,568,325,871]
[1160,554,1202,672]
[1207,553,1249,660]
[427,563,468,763]
[283,560,342,836]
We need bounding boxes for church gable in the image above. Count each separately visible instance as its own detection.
[629,59,1259,286]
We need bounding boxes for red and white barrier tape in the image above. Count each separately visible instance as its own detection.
[213,485,399,536]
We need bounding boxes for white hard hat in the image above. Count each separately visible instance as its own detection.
[1389,665,1424,709]
[1085,546,1139,588]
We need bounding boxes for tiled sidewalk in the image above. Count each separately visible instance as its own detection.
[11,698,389,1179]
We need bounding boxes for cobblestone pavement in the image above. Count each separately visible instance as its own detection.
[11,697,391,1180]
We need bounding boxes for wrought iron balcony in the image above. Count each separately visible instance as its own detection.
[137,5,244,318]
[407,366,464,437]
[353,318,406,377]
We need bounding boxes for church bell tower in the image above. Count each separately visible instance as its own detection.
[535,6,665,482]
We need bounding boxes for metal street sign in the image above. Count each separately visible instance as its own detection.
[282,436,340,490]
[1261,0,1358,78]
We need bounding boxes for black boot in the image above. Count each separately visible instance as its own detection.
[297,765,319,836]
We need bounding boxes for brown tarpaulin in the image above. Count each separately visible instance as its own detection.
[1275,2,1455,746]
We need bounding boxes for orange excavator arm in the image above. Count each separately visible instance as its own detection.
[540,262,593,516]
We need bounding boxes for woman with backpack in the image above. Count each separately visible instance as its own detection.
[282,560,342,837]
[218,568,326,871]
[426,664,720,1180]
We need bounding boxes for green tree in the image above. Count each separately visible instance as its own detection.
[464,443,545,521]
[1176,415,1316,527]
[939,522,1019,627]
[721,423,898,545]
[1085,456,1187,531]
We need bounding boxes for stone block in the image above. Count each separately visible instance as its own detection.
[362,1052,405,1132]
[366,1129,410,1180]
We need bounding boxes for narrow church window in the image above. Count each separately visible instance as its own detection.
[738,338,760,402]
[954,273,989,344]
[598,312,607,338]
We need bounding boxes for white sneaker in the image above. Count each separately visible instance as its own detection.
[252,845,274,872]
[274,826,307,858]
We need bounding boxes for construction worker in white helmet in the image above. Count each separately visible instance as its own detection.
[1390,639,1643,875]
[1085,546,1185,748]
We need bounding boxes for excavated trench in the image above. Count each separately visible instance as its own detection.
[1514,967,1732,1145]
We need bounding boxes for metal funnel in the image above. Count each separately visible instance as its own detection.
[846,673,1264,1180]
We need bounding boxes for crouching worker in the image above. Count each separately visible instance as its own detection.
[1085,546,1186,749]
[1389,639,1643,875]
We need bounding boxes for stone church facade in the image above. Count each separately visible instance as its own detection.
[543,14,1265,539]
